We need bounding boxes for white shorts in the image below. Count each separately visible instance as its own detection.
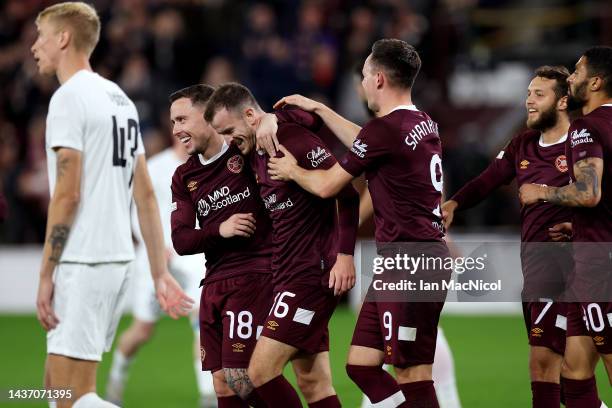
[47,262,131,361]
[131,248,203,323]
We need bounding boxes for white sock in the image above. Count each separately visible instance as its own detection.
[72,392,120,407]
[109,349,132,383]
[195,359,215,397]
[48,401,57,408]
[433,328,462,408]
[601,402,608,408]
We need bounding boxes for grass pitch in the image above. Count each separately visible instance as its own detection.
[0,309,610,407]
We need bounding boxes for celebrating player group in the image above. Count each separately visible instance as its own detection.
[31,1,610,407]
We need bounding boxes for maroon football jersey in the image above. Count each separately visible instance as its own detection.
[567,104,612,242]
[171,143,272,283]
[452,129,573,242]
[339,106,444,243]
[250,122,358,288]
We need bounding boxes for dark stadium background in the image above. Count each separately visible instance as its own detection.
[0,1,610,407]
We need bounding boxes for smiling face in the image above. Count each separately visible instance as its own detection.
[525,76,561,131]
[31,18,63,76]
[170,97,213,156]
[210,107,256,155]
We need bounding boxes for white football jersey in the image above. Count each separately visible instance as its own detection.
[46,70,144,263]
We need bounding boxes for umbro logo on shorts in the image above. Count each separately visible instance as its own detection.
[266,320,279,330]
[593,336,605,346]
[531,327,543,337]
[200,346,205,362]
[232,343,246,352]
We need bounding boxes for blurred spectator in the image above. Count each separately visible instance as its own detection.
[0,0,604,243]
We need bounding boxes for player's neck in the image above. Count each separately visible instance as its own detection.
[376,90,413,117]
[541,115,570,144]
[201,134,225,160]
[56,52,92,85]
[582,93,612,115]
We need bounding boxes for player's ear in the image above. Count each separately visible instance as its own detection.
[58,29,71,50]
[244,107,256,126]
[557,95,568,111]
[376,71,384,89]
[589,76,603,93]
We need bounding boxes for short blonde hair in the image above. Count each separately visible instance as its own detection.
[36,2,100,56]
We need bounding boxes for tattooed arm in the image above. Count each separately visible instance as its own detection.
[36,147,82,331]
[519,157,603,207]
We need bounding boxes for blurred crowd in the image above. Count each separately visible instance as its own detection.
[0,0,609,243]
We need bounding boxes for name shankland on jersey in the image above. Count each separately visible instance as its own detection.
[351,139,368,158]
[405,119,439,150]
[197,185,251,217]
[306,146,331,167]
[570,128,593,148]
[263,193,294,213]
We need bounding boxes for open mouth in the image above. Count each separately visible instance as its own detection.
[178,134,191,145]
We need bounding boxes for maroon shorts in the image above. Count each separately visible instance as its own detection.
[566,302,589,337]
[351,300,444,368]
[580,302,612,354]
[260,284,340,354]
[199,273,273,372]
[522,302,567,355]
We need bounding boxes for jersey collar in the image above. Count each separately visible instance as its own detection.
[198,142,229,165]
[538,133,567,147]
[390,104,419,113]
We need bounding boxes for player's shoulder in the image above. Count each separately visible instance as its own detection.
[173,155,198,180]
[277,121,321,146]
[514,129,540,142]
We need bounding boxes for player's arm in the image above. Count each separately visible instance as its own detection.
[268,146,354,198]
[443,141,517,228]
[36,147,82,331]
[359,188,374,227]
[256,109,324,156]
[134,155,193,319]
[170,173,256,255]
[274,94,361,148]
[330,182,359,295]
[520,157,603,207]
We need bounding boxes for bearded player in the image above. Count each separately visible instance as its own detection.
[442,66,575,408]
[520,46,612,407]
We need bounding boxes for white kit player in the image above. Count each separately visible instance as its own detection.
[106,137,216,407]
[32,3,192,408]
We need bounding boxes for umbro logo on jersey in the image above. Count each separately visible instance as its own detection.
[232,343,246,352]
[187,180,198,192]
[520,160,530,170]
[351,139,368,158]
[555,155,568,173]
[227,155,244,173]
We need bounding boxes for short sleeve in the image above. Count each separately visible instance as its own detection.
[46,89,85,151]
[134,120,145,156]
[339,119,389,177]
[568,118,604,164]
[279,124,337,170]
